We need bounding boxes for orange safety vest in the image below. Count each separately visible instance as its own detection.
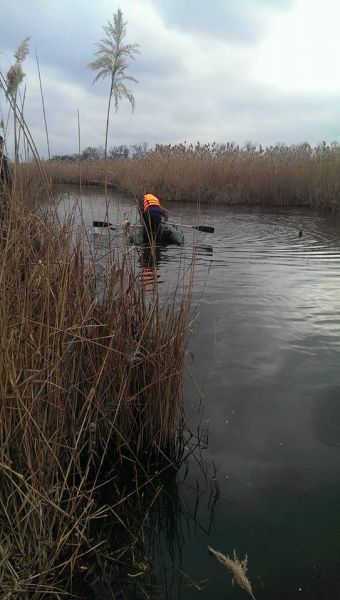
[143,193,162,213]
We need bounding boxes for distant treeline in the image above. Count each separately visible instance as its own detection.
[51,142,149,162]
[51,140,340,162]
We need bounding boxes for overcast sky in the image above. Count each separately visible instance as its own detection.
[1,0,340,157]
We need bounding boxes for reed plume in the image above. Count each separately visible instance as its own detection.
[6,37,30,99]
[208,546,256,599]
[88,8,139,194]
[13,37,31,63]
[5,37,31,164]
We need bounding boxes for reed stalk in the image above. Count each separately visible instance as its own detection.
[87,8,139,197]
[35,46,51,160]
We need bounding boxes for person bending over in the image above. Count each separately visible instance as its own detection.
[140,193,168,240]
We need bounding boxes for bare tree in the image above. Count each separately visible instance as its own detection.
[88,9,139,189]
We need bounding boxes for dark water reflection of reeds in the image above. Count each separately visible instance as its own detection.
[71,424,218,599]
[55,188,340,600]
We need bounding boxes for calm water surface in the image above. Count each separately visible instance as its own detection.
[58,189,340,599]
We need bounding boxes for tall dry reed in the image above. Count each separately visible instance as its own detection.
[0,176,193,597]
[42,141,340,210]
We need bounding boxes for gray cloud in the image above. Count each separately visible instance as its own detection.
[1,0,339,156]
[154,0,294,43]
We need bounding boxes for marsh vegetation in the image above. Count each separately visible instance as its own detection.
[0,19,205,597]
[0,171,199,597]
[43,140,340,211]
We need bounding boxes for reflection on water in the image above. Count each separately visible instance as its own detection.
[139,245,167,292]
[54,189,340,599]
[185,206,340,600]
[71,423,219,600]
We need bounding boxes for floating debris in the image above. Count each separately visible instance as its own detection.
[208,546,256,599]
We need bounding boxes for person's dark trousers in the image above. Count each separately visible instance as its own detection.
[143,207,162,241]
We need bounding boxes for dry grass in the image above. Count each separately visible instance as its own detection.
[39,141,340,210]
[208,546,256,600]
[0,174,194,597]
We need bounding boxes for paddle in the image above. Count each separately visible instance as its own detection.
[92,220,129,230]
[170,223,215,233]
[93,220,214,234]
[194,244,213,252]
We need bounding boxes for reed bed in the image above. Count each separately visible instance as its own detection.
[0,177,193,597]
[40,141,340,210]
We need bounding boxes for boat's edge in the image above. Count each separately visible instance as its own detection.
[129,223,184,246]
